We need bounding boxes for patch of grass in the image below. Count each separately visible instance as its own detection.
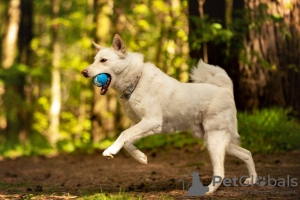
[238,107,300,153]
[0,182,10,189]
[7,188,23,193]
[135,131,203,150]
[0,182,32,189]
[80,192,142,200]
[79,188,140,200]
[0,184,170,200]
[135,107,300,154]
[183,161,206,167]
[0,131,56,158]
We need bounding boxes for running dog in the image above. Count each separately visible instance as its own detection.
[81,34,257,193]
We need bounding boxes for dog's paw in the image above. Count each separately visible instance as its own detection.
[244,176,257,185]
[204,191,214,196]
[124,144,148,164]
[102,146,118,159]
[207,184,217,195]
[135,152,147,165]
[102,150,114,159]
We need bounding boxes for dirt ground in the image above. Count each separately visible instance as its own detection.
[0,146,299,199]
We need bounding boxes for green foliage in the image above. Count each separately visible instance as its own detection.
[190,16,234,49]
[189,3,289,68]
[134,108,300,154]
[246,3,286,34]
[238,108,300,153]
[136,132,202,150]
[0,0,191,155]
[80,188,145,200]
[0,131,54,158]
[119,0,190,81]
[0,108,299,158]
[0,0,299,160]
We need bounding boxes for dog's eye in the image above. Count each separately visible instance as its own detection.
[100,59,107,63]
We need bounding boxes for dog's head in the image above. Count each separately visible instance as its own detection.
[82,34,129,95]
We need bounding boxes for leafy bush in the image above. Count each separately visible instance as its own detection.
[238,108,300,153]
[136,131,202,150]
[0,108,299,158]
[135,108,300,154]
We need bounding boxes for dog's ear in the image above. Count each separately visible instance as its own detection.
[92,41,104,51]
[112,34,127,55]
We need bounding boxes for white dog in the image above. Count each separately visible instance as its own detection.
[82,34,257,193]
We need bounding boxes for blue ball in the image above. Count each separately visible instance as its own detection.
[93,74,108,87]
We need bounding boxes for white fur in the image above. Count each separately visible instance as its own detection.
[83,36,257,194]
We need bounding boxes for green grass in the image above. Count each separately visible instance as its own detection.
[183,161,206,167]
[238,107,300,153]
[134,107,300,154]
[135,131,203,150]
[80,190,144,200]
[0,131,56,158]
[0,183,174,200]
[136,108,300,154]
[0,182,32,189]
[0,108,299,158]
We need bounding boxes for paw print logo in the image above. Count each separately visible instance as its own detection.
[256,176,266,186]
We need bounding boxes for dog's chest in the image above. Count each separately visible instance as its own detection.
[120,99,144,123]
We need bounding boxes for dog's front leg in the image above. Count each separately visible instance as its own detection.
[102,119,162,159]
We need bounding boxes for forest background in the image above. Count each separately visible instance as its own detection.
[0,0,300,158]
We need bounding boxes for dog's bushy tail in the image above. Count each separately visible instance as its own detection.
[190,60,233,93]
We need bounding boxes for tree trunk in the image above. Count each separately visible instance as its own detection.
[18,0,33,142]
[188,0,201,63]
[1,0,20,69]
[188,0,300,114]
[49,0,61,145]
[92,0,114,143]
[240,0,300,113]
[198,0,208,62]
[76,0,94,139]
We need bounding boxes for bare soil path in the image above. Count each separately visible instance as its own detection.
[0,147,299,199]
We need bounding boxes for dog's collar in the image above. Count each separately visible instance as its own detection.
[120,74,141,100]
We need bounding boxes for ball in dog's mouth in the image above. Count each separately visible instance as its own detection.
[100,74,111,95]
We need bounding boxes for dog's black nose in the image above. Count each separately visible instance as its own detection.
[82,69,88,77]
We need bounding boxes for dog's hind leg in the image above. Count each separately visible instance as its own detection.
[205,129,230,194]
[226,143,257,184]
[191,123,204,139]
